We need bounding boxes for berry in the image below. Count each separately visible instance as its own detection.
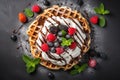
[11,34,17,41]
[88,59,97,68]
[47,41,53,47]
[59,25,68,31]
[48,72,55,80]
[68,27,76,35]
[50,26,59,34]
[56,47,64,55]
[18,12,27,23]
[58,31,62,37]
[50,47,56,53]
[58,37,62,43]
[90,16,99,24]
[41,43,49,52]
[32,4,41,13]
[69,42,77,49]
[66,34,71,39]
[47,33,56,42]
[43,0,50,6]
[54,41,60,47]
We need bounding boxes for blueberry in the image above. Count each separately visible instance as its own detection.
[47,41,54,47]
[58,37,62,43]
[50,47,56,53]
[50,27,59,34]
[78,0,83,6]
[43,0,50,6]
[59,25,68,31]
[54,41,60,47]
[48,72,55,80]
[66,34,71,39]
[58,31,63,37]
[11,34,17,41]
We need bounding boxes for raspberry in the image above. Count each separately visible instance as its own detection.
[68,27,76,35]
[69,42,77,49]
[41,43,49,52]
[47,33,56,42]
[32,4,41,13]
[88,59,97,68]
[56,47,64,55]
[90,16,99,24]
[18,12,27,23]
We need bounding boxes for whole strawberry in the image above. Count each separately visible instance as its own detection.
[88,59,97,68]
[32,4,41,13]
[18,12,27,23]
[90,16,99,24]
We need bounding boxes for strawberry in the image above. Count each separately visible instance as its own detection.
[88,59,97,68]
[18,12,27,23]
[41,43,49,52]
[47,33,56,42]
[32,4,41,13]
[90,16,99,24]
[69,42,77,49]
[56,47,64,55]
[68,27,76,35]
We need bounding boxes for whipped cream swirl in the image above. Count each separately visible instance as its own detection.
[36,16,87,66]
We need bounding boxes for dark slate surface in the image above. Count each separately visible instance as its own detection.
[0,0,120,80]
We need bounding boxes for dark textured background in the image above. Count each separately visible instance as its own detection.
[0,0,120,80]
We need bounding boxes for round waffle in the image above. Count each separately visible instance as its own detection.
[27,5,91,70]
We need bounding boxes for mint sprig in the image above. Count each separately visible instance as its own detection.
[99,16,106,27]
[24,8,34,17]
[61,30,67,36]
[22,55,40,74]
[70,64,88,75]
[94,3,110,15]
[61,38,73,47]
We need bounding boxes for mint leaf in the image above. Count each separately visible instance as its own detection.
[94,3,110,15]
[61,30,67,36]
[22,55,40,74]
[94,7,101,14]
[27,66,35,73]
[99,16,106,27]
[22,55,32,63]
[103,10,110,15]
[33,58,40,65]
[78,64,88,73]
[70,64,88,75]
[74,65,79,69]
[24,8,34,17]
[70,69,79,75]
[99,3,104,13]
[61,38,73,47]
